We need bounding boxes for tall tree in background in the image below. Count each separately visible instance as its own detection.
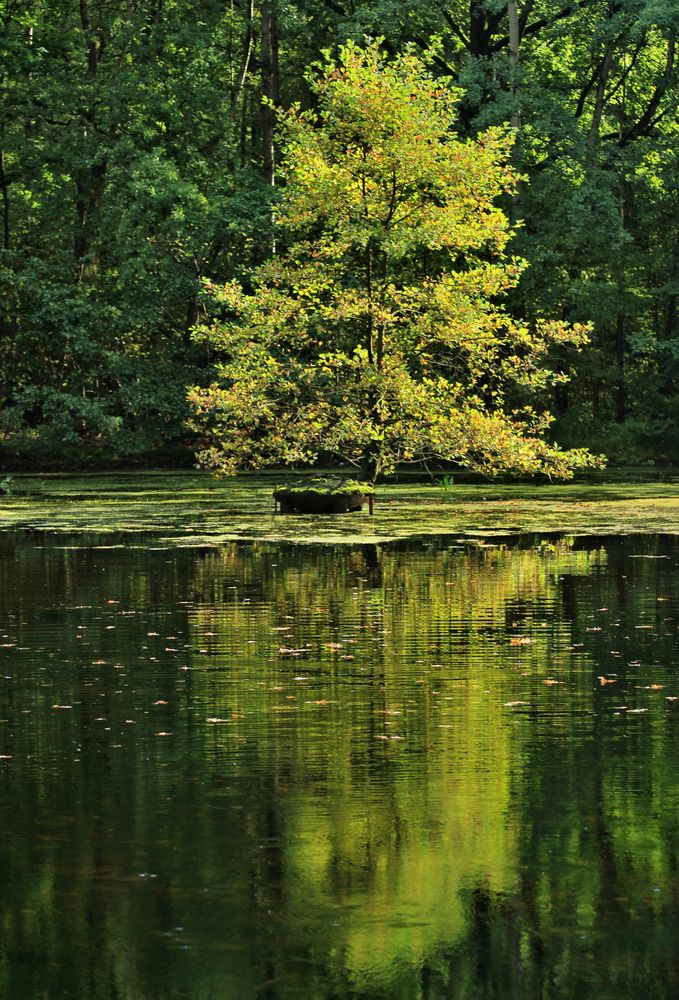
[189,44,599,481]
[0,0,276,460]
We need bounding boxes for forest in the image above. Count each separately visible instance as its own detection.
[1,0,678,470]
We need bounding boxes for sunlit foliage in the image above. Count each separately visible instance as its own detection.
[190,43,599,481]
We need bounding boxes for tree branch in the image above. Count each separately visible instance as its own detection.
[492,0,599,52]
[618,37,676,147]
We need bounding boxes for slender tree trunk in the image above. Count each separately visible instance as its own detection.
[365,242,374,364]
[665,293,677,341]
[232,0,254,111]
[240,91,250,166]
[260,0,279,189]
[0,149,9,251]
[615,185,626,423]
[360,450,380,484]
[507,1,523,218]
[615,281,626,423]
[592,376,600,418]
[260,0,279,254]
[508,1,521,131]
[589,44,613,155]
[79,0,99,76]
[75,0,107,279]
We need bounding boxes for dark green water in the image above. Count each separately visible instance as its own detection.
[1,532,679,999]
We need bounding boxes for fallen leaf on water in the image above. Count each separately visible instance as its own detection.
[510,637,533,646]
[543,679,562,686]
[598,677,617,685]
[153,700,168,705]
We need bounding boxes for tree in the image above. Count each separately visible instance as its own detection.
[295,1,679,462]
[189,42,599,482]
[0,0,274,462]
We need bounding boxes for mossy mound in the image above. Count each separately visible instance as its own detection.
[273,476,374,497]
[273,476,374,514]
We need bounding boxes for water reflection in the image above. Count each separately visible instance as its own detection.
[1,534,679,998]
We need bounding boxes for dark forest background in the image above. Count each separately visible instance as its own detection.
[1,0,678,468]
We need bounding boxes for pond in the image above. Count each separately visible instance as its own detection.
[1,529,679,998]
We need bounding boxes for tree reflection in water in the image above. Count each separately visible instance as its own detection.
[1,534,678,998]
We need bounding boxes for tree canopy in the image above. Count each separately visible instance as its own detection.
[1,1,678,468]
[189,43,599,481]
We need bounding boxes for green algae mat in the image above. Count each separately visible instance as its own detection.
[3,471,679,544]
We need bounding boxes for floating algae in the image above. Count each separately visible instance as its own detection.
[4,471,679,544]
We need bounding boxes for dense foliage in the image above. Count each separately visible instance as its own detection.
[2,1,678,466]
[190,44,598,480]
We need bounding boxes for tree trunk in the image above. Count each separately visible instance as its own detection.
[614,182,626,424]
[232,0,254,111]
[589,44,613,155]
[507,0,523,218]
[508,1,521,131]
[469,0,491,57]
[260,0,279,189]
[615,292,626,423]
[79,0,99,77]
[615,237,626,423]
[0,150,9,251]
[75,0,107,279]
[360,450,380,484]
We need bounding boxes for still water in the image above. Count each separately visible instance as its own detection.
[1,533,679,999]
